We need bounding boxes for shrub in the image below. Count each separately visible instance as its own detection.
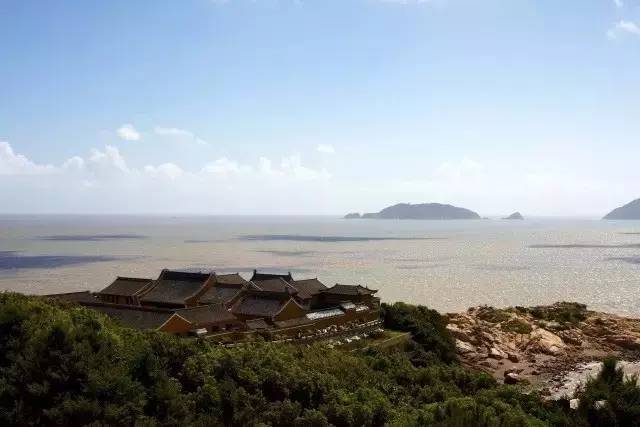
[501,318,533,334]
[0,293,609,426]
[529,302,587,325]
[381,302,457,364]
[576,357,640,426]
[475,306,512,324]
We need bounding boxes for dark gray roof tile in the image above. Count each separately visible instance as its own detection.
[98,277,153,296]
[175,304,238,325]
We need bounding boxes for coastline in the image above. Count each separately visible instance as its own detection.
[446,302,640,393]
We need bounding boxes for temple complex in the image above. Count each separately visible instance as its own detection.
[47,269,381,341]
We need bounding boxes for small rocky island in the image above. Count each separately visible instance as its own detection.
[503,212,524,220]
[344,212,361,219]
[603,198,640,220]
[344,203,481,220]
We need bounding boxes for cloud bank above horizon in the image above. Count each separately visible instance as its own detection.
[0,137,634,217]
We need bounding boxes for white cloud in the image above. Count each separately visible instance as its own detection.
[62,156,85,170]
[0,140,334,214]
[0,141,55,175]
[154,126,208,145]
[281,154,331,180]
[116,124,141,141]
[154,127,192,137]
[316,144,335,154]
[202,157,250,175]
[144,163,184,180]
[89,145,129,172]
[1,140,635,216]
[613,0,623,8]
[607,20,640,39]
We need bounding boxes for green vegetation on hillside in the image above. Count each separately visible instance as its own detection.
[527,303,588,326]
[576,357,640,426]
[0,294,637,426]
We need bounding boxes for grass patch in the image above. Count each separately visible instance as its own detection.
[501,318,533,334]
[476,306,512,324]
[528,302,587,325]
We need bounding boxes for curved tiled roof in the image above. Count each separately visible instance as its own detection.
[320,284,377,296]
[250,270,293,283]
[251,278,297,294]
[88,304,178,330]
[175,304,238,325]
[231,293,304,319]
[141,270,212,306]
[214,273,248,286]
[45,291,98,303]
[232,296,286,318]
[290,278,327,299]
[198,286,242,305]
[98,277,153,296]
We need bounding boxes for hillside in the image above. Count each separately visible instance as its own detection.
[0,293,578,426]
[2,293,639,425]
[603,198,640,220]
[345,203,481,220]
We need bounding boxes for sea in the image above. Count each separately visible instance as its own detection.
[1,215,639,316]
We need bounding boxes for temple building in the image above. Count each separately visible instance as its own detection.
[140,270,213,308]
[46,268,381,340]
[96,277,153,305]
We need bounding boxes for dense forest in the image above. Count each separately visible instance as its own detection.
[1,293,638,426]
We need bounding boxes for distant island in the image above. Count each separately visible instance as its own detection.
[344,203,481,220]
[343,212,361,219]
[603,198,640,220]
[502,212,524,220]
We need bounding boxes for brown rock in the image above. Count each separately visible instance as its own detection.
[481,331,495,343]
[489,347,507,360]
[455,339,477,354]
[607,335,640,350]
[558,330,583,346]
[447,324,473,342]
[504,372,520,384]
[507,352,519,362]
[528,329,566,355]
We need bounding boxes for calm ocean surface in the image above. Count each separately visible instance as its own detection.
[1,215,639,315]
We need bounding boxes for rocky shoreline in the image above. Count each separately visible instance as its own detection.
[446,302,640,395]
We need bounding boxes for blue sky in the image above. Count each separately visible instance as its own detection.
[1,0,639,215]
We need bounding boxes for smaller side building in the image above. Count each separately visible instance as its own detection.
[317,284,379,308]
[175,304,244,333]
[230,290,307,324]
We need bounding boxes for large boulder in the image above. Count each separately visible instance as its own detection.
[528,328,566,355]
[504,372,521,384]
[455,339,477,354]
[489,347,507,360]
[447,324,475,343]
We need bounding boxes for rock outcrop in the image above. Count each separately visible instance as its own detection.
[603,198,640,220]
[447,303,640,389]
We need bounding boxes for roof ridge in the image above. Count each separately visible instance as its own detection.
[116,276,152,281]
[82,301,174,313]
